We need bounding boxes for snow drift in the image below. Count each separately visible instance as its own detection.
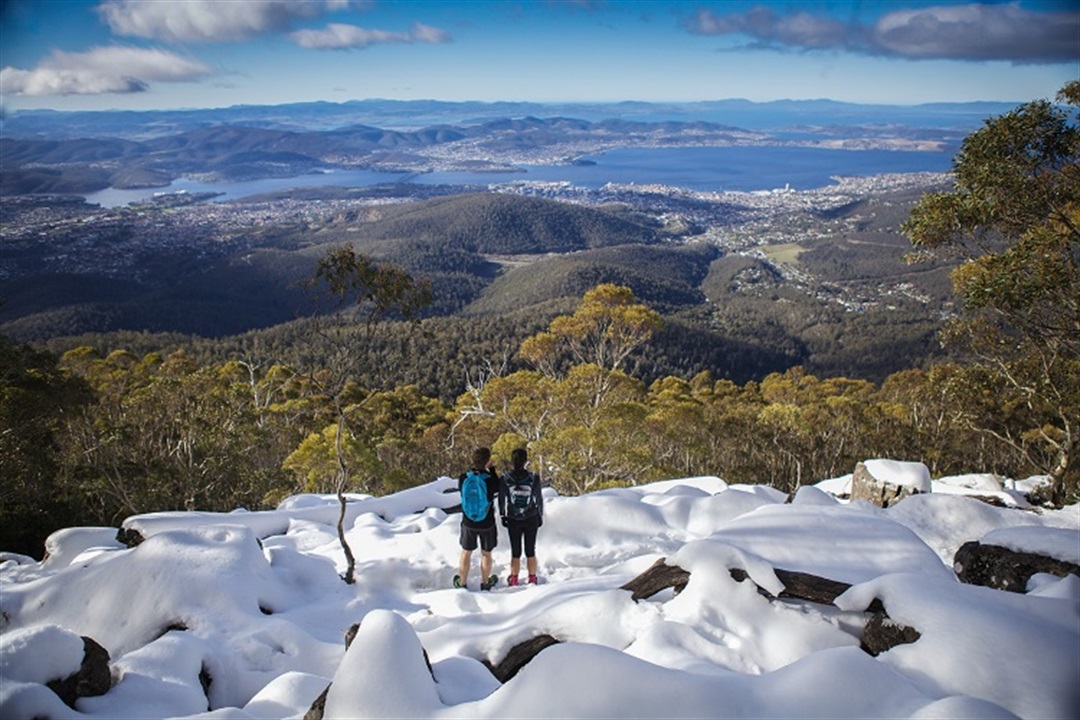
[1,465,1077,719]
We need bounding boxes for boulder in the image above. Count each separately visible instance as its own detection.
[115,526,145,548]
[850,460,930,508]
[304,685,329,720]
[954,540,1080,592]
[861,611,921,656]
[45,636,112,709]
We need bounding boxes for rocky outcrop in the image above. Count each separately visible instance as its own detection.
[954,541,1080,592]
[850,460,929,508]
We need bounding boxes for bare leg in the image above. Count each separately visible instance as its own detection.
[480,551,493,582]
[527,556,537,577]
[459,549,472,586]
[510,557,521,578]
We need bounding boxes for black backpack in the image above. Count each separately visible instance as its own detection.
[505,471,538,520]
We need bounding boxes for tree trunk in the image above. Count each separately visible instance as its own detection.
[337,492,355,585]
[1047,433,1076,507]
[334,414,356,585]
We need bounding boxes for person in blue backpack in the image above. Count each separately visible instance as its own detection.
[499,447,544,586]
[454,447,501,591]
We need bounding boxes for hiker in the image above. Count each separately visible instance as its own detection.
[455,446,501,591]
[499,447,544,586]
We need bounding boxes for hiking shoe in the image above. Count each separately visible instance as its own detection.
[507,575,519,587]
[481,574,498,591]
[527,574,538,585]
[452,575,463,589]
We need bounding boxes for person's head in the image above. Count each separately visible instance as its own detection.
[472,447,491,470]
[511,447,527,471]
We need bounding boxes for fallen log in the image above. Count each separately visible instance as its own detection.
[620,557,690,601]
[482,634,562,682]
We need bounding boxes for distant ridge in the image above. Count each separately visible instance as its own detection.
[1,97,1020,140]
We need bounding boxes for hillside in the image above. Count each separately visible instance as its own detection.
[463,243,714,315]
[2,178,957,397]
[1,471,1076,719]
[319,192,663,254]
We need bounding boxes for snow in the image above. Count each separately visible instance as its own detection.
[981,526,1080,565]
[864,459,933,493]
[2,471,1079,719]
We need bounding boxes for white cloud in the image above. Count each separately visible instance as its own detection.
[685,2,1079,64]
[686,6,856,51]
[0,46,212,96]
[96,0,352,43]
[409,22,452,45]
[872,2,1080,63]
[290,21,451,50]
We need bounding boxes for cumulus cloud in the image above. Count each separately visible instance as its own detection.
[290,21,451,50]
[685,2,1079,64]
[0,46,212,96]
[873,3,1079,63]
[96,0,354,42]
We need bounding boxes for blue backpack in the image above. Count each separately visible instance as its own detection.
[461,471,490,522]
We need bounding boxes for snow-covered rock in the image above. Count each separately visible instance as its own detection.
[852,459,931,507]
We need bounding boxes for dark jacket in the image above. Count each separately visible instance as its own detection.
[499,468,544,525]
[458,467,500,529]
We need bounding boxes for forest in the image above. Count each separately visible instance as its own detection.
[2,86,1077,559]
[1,280,1073,559]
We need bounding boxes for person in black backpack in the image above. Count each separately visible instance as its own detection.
[499,447,544,586]
[454,447,501,591]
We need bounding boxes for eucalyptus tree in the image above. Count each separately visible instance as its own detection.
[903,82,1079,504]
[303,245,431,583]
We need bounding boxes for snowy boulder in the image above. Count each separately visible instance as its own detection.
[0,624,111,710]
[42,527,125,569]
[47,636,112,708]
[851,459,931,508]
[319,610,442,719]
[954,526,1080,593]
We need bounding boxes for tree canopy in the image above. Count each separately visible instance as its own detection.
[903,81,1079,505]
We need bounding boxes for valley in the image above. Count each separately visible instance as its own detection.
[0,163,955,398]
[0,99,976,396]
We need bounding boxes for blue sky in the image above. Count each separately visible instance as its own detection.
[1,0,1077,111]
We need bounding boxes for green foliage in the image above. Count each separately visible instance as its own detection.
[283,424,381,494]
[521,283,663,376]
[0,336,95,557]
[904,83,1080,505]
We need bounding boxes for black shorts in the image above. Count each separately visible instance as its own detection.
[460,523,498,552]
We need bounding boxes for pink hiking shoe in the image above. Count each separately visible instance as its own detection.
[528,574,538,585]
[507,575,519,587]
